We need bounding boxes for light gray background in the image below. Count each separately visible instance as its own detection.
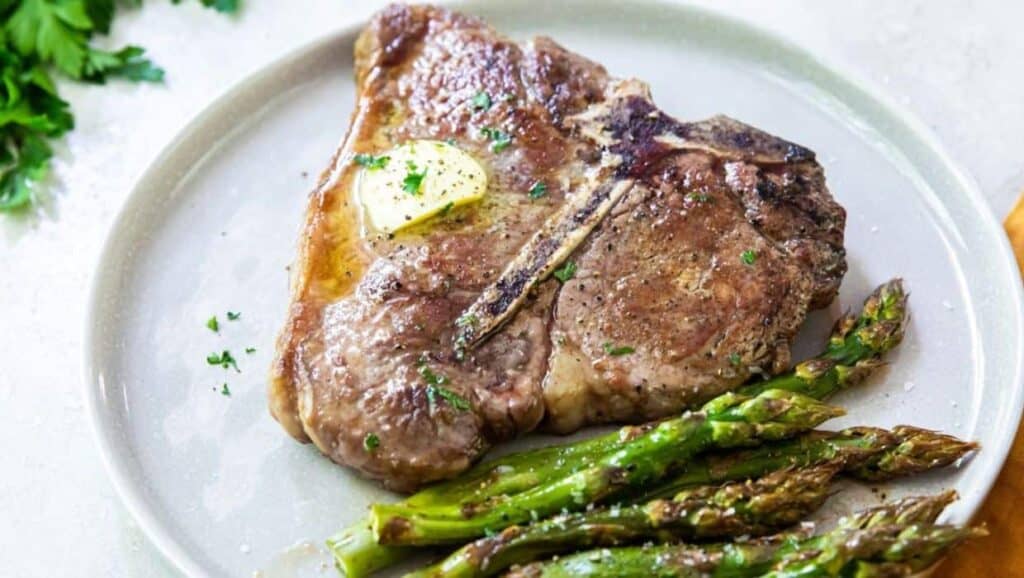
[2,1,1022,576]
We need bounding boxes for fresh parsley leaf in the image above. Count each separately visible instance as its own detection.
[5,1,163,83]
[403,160,427,195]
[207,350,239,372]
[226,311,241,321]
[220,383,231,396]
[85,0,115,34]
[172,0,241,13]
[480,126,511,152]
[206,316,219,332]
[0,129,54,211]
[471,91,491,111]
[84,45,164,83]
[245,347,256,354]
[363,432,380,451]
[728,352,742,366]
[740,250,757,265]
[354,153,389,170]
[438,201,455,216]
[455,312,478,328]
[528,181,547,200]
[6,0,92,78]
[552,261,577,283]
[687,192,709,203]
[203,0,239,12]
[0,0,233,214]
[602,342,635,356]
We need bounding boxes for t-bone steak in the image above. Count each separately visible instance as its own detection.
[269,4,846,491]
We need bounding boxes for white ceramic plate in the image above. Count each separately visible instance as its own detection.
[84,1,1024,576]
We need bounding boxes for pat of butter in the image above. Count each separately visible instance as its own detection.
[357,140,487,233]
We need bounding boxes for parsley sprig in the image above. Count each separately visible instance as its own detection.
[480,126,511,153]
[207,350,239,372]
[417,358,471,411]
[0,0,238,213]
[354,152,389,170]
[552,260,576,283]
[470,91,491,111]
[403,160,426,195]
[528,181,547,200]
[602,342,635,356]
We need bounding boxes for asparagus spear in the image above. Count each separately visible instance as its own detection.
[327,423,957,578]
[508,492,983,578]
[513,524,982,578]
[405,428,976,578]
[405,465,840,578]
[638,425,977,502]
[330,280,908,575]
[763,524,985,578]
[371,389,843,546]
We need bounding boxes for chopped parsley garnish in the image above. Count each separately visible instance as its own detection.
[456,313,478,328]
[480,127,512,153]
[728,353,742,366]
[363,432,380,451]
[220,383,231,396]
[471,91,492,111]
[245,347,256,354]
[427,384,472,411]
[206,316,219,333]
[740,250,757,265]
[528,181,547,200]
[354,153,390,170]
[445,137,458,146]
[403,160,427,195]
[226,311,241,321]
[417,359,471,411]
[418,359,449,386]
[553,261,577,283]
[602,342,636,356]
[207,350,239,372]
[687,192,710,203]
[439,201,455,216]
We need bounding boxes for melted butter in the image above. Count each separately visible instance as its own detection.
[305,102,411,301]
[311,170,369,301]
[358,140,488,234]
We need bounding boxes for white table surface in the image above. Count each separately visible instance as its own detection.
[2,1,1022,576]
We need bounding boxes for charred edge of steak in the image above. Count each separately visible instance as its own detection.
[607,95,684,178]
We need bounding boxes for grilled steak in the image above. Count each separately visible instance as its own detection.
[269,4,846,490]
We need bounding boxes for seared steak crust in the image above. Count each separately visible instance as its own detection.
[269,4,846,490]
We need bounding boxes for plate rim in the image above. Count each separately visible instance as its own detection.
[82,1,1024,576]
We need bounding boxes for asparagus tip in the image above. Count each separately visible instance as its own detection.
[855,426,979,481]
[843,490,958,530]
[830,279,909,356]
